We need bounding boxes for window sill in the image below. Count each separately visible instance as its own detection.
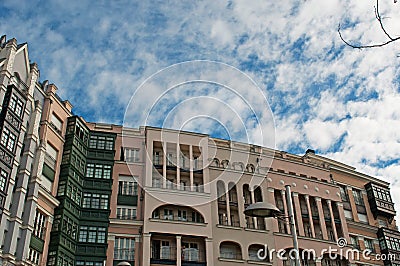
[218,257,245,263]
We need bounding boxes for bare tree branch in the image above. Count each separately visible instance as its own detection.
[338,0,400,49]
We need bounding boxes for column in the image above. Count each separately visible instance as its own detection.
[176,235,182,266]
[143,233,151,265]
[267,188,279,232]
[281,190,291,234]
[315,197,328,240]
[176,143,180,189]
[250,189,257,228]
[237,185,245,228]
[346,187,359,222]
[362,191,374,225]
[293,192,305,236]
[225,183,231,226]
[336,202,350,241]
[189,145,194,190]
[134,236,141,266]
[162,142,167,188]
[327,200,338,241]
[205,238,214,264]
[305,195,315,238]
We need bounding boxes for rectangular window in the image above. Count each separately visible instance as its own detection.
[358,213,368,223]
[50,113,63,133]
[350,235,360,249]
[46,143,58,161]
[86,164,111,179]
[164,209,173,220]
[89,135,114,150]
[33,210,46,239]
[79,226,106,243]
[114,238,135,260]
[344,210,353,220]
[118,180,138,196]
[124,148,140,163]
[9,94,24,117]
[28,248,41,265]
[0,169,8,192]
[364,239,375,253]
[352,189,364,206]
[116,207,137,219]
[79,226,88,242]
[339,185,349,201]
[88,227,97,243]
[1,127,16,152]
[178,210,187,221]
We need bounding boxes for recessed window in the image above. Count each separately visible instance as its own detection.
[124,148,140,162]
[0,169,8,192]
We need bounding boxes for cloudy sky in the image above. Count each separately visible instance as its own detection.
[1,1,400,220]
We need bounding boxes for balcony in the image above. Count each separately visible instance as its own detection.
[151,246,177,265]
[117,194,138,206]
[365,182,396,220]
[378,227,400,265]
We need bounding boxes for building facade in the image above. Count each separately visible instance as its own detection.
[0,36,399,266]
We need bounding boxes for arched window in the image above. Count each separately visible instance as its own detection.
[246,164,255,173]
[211,158,220,167]
[221,160,230,169]
[219,241,242,260]
[248,244,269,262]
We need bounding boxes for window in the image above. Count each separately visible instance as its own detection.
[153,151,161,165]
[9,94,24,117]
[344,210,353,220]
[0,169,8,192]
[117,207,137,219]
[182,242,199,262]
[164,209,173,220]
[350,236,360,249]
[86,164,112,179]
[364,239,375,253]
[358,213,368,223]
[89,135,114,150]
[79,226,106,243]
[82,193,109,209]
[339,185,349,201]
[373,186,392,202]
[1,127,16,152]
[124,148,140,162]
[28,248,41,265]
[50,113,63,134]
[118,180,138,196]
[178,210,187,221]
[378,219,388,227]
[33,210,46,239]
[352,189,364,206]
[46,143,58,161]
[114,237,135,261]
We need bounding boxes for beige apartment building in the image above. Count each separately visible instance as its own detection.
[0,35,398,266]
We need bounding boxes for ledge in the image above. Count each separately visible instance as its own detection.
[216,224,242,230]
[149,218,207,227]
[218,257,245,263]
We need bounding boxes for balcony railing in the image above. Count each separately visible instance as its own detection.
[219,251,242,260]
[114,248,135,261]
[218,219,240,227]
[152,215,205,224]
[151,246,177,263]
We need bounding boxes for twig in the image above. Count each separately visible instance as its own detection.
[338,0,400,49]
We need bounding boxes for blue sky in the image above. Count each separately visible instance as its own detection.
[1,0,400,219]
